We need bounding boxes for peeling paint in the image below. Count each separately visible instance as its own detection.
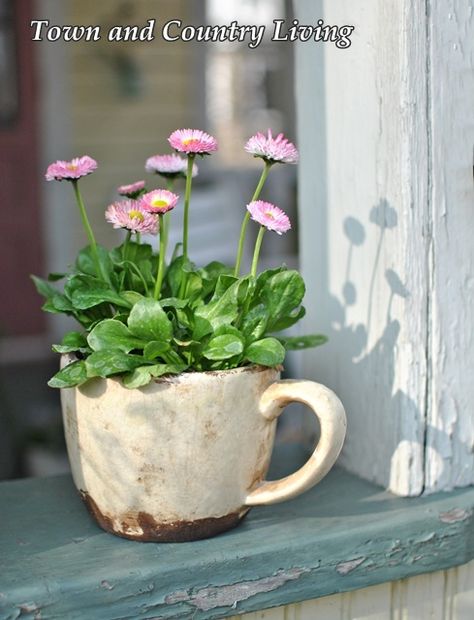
[336,557,366,575]
[100,580,114,591]
[164,568,310,611]
[439,508,472,523]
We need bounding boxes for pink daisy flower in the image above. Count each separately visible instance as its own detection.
[145,154,198,178]
[247,200,291,235]
[140,189,179,214]
[118,180,146,199]
[245,130,299,164]
[45,156,98,181]
[168,129,218,155]
[105,200,158,235]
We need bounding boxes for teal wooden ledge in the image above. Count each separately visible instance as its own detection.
[1,448,473,620]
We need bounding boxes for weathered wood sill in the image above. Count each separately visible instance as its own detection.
[0,447,473,619]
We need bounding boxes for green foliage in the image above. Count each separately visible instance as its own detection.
[34,245,326,389]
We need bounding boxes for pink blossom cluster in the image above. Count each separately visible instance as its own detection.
[168,129,218,155]
[247,200,291,235]
[105,200,158,235]
[118,180,146,199]
[245,130,299,164]
[145,154,198,178]
[45,156,97,181]
[45,126,297,244]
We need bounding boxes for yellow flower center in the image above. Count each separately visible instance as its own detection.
[182,138,198,146]
[129,209,144,222]
[151,199,169,208]
[264,211,275,219]
[67,164,77,171]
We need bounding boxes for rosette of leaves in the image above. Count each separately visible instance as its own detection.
[33,243,326,389]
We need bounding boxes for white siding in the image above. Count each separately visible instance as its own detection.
[294,0,474,495]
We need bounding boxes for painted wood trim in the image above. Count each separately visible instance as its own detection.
[424,0,474,492]
[231,561,474,620]
[0,453,472,619]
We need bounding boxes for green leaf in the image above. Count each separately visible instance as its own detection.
[240,303,269,341]
[260,270,305,331]
[85,350,147,378]
[120,291,144,307]
[163,349,186,366]
[192,315,213,340]
[255,266,287,296]
[203,334,244,361]
[200,261,233,296]
[110,241,153,265]
[76,244,113,280]
[31,275,57,300]
[211,274,238,301]
[87,319,145,353]
[160,297,188,309]
[122,363,185,389]
[143,340,171,361]
[127,298,173,342]
[278,334,328,350]
[68,275,131,309]
[51,294,75,312]
[270,306,306,332]
[201,261,232,281]
[48,360,88,388]
[166,256,193,297]
[47,272,67,282]
[244,338,285,366]
[194,277,251,340]
[52,331,90,354]
[41,293,75,315]
[183,271,203,302]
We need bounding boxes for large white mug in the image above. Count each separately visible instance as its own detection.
[61,358,346,541]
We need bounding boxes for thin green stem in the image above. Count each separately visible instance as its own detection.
[154,214,166,300]
[136,232,141,244]
[182,155,195,260]
[121,230,132,290]
[234,162,272,276]
[72,180,105,281]
[250,226,266,278]
[165,178,175,192]
[123,231,132,261]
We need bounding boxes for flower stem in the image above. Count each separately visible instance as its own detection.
[154,214,166,300]
[250,226,266,278]
[123,230,132,261]
[136,232,141,244]
[72,180,105,281]
[234,162,272,276]
[182,154,195,260]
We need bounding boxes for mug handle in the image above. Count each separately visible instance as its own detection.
[245,379,347,506]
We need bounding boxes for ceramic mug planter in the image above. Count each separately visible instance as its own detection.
[61,354,346,542]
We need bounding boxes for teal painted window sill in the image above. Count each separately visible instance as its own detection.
[0,446,473,619]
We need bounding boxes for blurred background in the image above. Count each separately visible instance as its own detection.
[0,0,301,479]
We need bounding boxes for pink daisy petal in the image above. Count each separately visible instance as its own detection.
[118,180,146,198]
[145,154,198,178]
[45,156,98,181]
[247,200,291,235]
[105,200,158,235]
[245,130,299,164]
[140,189,180,214]
[168,128,218,155]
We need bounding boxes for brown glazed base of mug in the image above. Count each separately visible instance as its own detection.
[80,490,249,542]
